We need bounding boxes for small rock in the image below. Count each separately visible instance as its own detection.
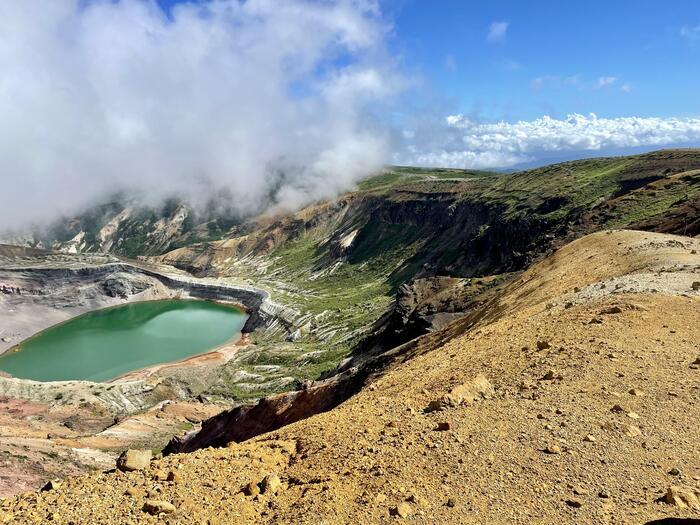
[623,424,642,437]
[661,486,700,509]
[243,481,260,497]
[260,474,282,495]
[116,449,152,472]
[601,306,623,314]
[627,412,640,420]
[598,490,610,499]
[407,494,427,507]
[543,370,556,380]
[628,388,644,396]
[435,422,451,431]
[691,281,700,291]
[142,500,176,515]
[390,502,412,518]
[545,444,562,454]
[166,471,181,483]
[565,498,583,508]
[573,486,588,496]
[446,497,456,508]
[610,404,626,414]
[583,434,596,443]
[669,467,681,476]
[536,340,551,350]
[152,469,168,481]
[41,480,61,492]
[601,421,615,431]
[424,400,443,413]
[125,487,145,498]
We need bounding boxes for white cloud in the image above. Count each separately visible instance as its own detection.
[596,76,618,88]
[621,83,633,93]
[444,54,457,73]
[680,25,700,42]
[487,21,509,43]
[397,113,700,169]
[0,0,398,228]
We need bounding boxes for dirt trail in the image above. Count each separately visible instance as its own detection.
[2,230,699,524]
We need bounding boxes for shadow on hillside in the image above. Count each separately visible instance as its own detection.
[644,518,700,525]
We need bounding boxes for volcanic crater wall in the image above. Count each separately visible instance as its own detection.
[0,261,299,356]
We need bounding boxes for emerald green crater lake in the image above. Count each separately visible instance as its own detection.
[0,300,247,382]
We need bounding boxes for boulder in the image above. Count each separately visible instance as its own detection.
[433,374,494,410]
[142,500,176,515]
[116,449,152,472]
[260,474,282,495]
[661,486,700,509]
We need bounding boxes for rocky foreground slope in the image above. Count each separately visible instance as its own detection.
[4,229,699,524]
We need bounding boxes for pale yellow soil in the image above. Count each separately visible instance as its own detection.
[2,230,699,524]
[0,399,223,498]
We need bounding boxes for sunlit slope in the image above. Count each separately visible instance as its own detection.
[7,229,699,524]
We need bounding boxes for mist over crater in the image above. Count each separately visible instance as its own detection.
[0,0,397,229]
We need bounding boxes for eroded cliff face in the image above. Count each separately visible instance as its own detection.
[2,198,244,258]
[0,258,267,354]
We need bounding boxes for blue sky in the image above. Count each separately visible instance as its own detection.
[387,0,700,122]
[156,0,700,122]
[144,0,700,169]
[3,0,700,225]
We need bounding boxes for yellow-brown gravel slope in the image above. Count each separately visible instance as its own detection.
[2,229,699,525]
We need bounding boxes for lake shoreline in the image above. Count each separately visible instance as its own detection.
[111,332,252,382]
[0,300,248,383]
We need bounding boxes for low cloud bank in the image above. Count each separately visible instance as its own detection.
[398,113,700,169]
[0,0,396,227]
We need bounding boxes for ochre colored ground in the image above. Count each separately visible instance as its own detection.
[2,230,699,524]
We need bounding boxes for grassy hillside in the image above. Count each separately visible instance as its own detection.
[12,149,696,400]
[154,149,700,400]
